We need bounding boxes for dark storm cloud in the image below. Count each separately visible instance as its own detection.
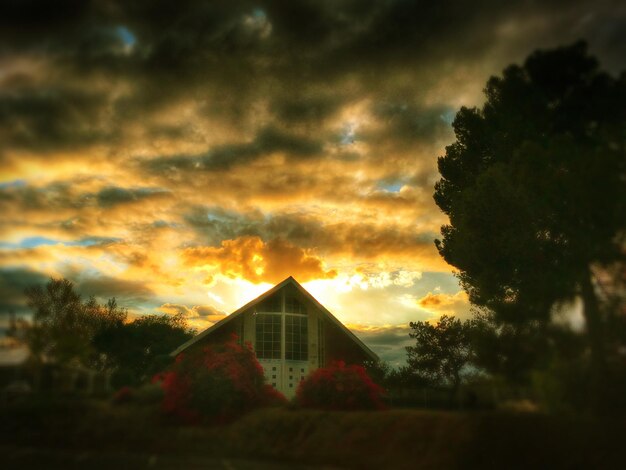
[76,275,154,306]
[0,181,170,213]
[183,206,263,245]
[0,0,623,160]
[270,94,346,127]
[96,186,170,207]
[0,181,88,211]
[0,0,92,43]
[2,1,623,80]
[142,126,323,173]
[0,87,112,152]
[353,326,415,366]
[183,207,439,262]
[0,267,49,314]
[1,0,623,329]
[370,103,455,144]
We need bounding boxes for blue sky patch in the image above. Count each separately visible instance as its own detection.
[0,179,27,190]
[116,26,136,46]
[0,236,121,249]
[377,180,404,192]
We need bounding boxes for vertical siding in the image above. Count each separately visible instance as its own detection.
[307,307,319,371]
[242,310,255,345]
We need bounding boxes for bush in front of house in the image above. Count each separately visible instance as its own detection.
[112,386,134,404]
[296,361,386,410]
[154,335,287,424]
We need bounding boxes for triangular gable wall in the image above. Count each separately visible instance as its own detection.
[171,276,378,361]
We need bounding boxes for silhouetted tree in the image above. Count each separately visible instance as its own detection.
[93,313,194,385]
[433,42,625,399]
[363,359,392,386]
[469,310,550,387]
[24,278,126,367]
[406,315,473,401]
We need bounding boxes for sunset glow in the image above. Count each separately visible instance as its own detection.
[0,1,622,364]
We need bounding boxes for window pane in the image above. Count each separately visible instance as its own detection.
[259,296,281,312]
[285,297,305,314]
[255,313,282,359]
[285,314,308,360]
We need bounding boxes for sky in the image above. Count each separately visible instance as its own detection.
[0,0,624,365]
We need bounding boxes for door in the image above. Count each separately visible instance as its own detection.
[259,360,307,397]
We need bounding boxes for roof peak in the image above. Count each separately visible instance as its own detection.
[170,276,378,361]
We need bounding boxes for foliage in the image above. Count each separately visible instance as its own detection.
[433,41,625,405]
[24,278,126,367]
[296,361,386,410]
[406,315,472,398]
[385,365,431,389]
[93,313,194,386]
[112,386,134,404]
[133,382,165,404]
[24,277,195,386]
[363,359,391,386]
[434,41,624,316]
[110,383,165,406]
[155,335,286,424]
[469,310,550,387]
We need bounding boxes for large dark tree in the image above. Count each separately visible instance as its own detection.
[434,42,625,386]
[469,310,551,387]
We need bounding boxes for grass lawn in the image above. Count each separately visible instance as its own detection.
[1,398,623,469]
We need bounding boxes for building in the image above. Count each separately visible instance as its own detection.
[171,276,378,397]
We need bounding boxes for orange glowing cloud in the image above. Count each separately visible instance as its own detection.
[416,291,470,318]
[182,236,337,284]
[157,302,227,322]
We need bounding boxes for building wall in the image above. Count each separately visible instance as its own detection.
[307,308,319,371]
[241,286,320,397]
[185,283,372,398]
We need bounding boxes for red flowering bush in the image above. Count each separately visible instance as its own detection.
[296,361,387,410]
[154,335,286,424]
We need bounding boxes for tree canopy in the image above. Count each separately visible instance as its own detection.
[25,278,126,367]
[24,277,195,385]
[406,315,473,398]
[433,42,625,375]
[94,313,194,385]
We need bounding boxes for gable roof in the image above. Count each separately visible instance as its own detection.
[171,276,379,361]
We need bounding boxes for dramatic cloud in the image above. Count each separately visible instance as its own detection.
[143,127,324,173]
[0,267,49,314]
[96,186,170,208]
[349,324,415,366]
[0,0,623,366]
[76,275,155,306]
[157,302,226,322]
[416,291,471,319]
[183,236,337,284]
[157,302,227,330]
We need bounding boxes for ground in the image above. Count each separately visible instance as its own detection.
[1,398,624,469]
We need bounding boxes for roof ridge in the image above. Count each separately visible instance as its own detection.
[170,276,378,361]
